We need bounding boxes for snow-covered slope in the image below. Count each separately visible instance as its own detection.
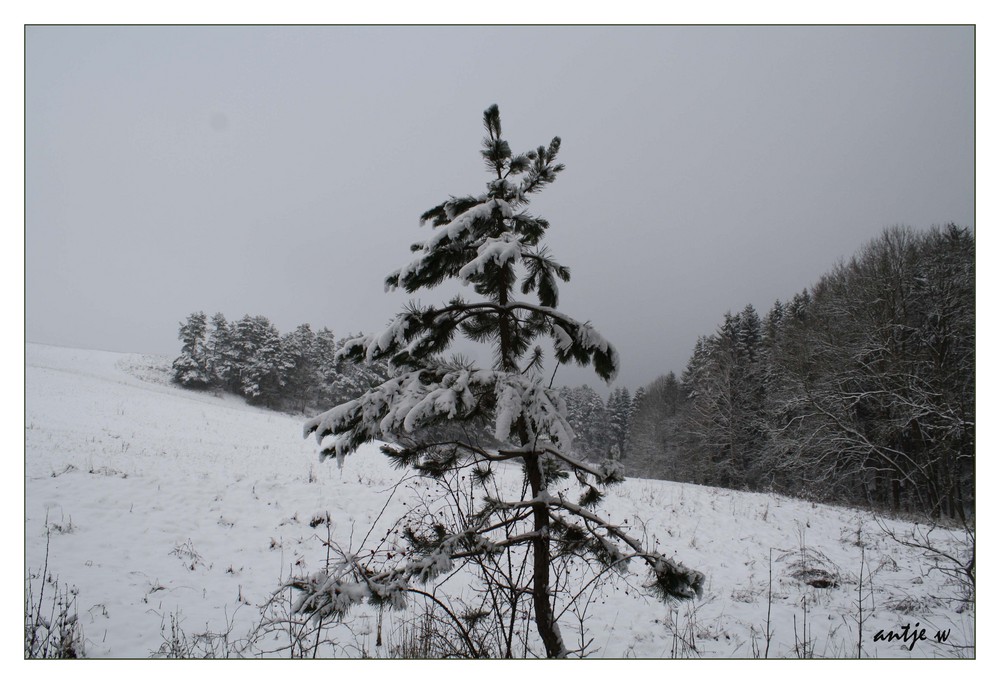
[24,343,974,658]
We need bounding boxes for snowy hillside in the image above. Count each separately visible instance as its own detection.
[24,343,974,658]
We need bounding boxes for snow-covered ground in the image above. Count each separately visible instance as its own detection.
[24,343,974,658]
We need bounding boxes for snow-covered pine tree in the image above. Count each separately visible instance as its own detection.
[677,308,769,489]
[282,323,318,412]
[625,384,656,467]
[311,326,340,406]
[301,105,703,657]
[626,375,685,480]
[330,333,391,405]
[607,386,633,459]
[205,312,236,391]
[172,311,211,388]
[231,314,292,407]
[562,384,612,461]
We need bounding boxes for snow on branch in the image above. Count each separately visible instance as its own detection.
[486,493,705,601]
[533,306,619,381]
[289,530,498,621]
[387,198,516,292]
[493,373,572,447]
[303,365,575,464]
[458,232,522,284]
[334,296,620,388]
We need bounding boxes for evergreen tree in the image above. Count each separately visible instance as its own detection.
[172,311,211,388]
[627,373,685,480]
[678,307,767,488]
[282,323,318,412]
[625,386,651,463]
[607,386,633,459]
[231,315,292,407]
[665,224,973,519]
[329,333,392,405]
[205,312,236,391]
[562,384,611,460]
[312,326,341,406]
[630,386,646,417]
[762,299,786,351]
[300,105,702,657]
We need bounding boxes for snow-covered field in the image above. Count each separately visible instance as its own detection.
[24,343,974,658]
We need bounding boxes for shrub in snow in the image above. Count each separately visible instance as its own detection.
[301,105,703,658]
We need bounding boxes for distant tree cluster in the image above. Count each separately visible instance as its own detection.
[627,225,974,520]
[557,385,634,463]
[626,373,685,480]
[171,312,389,411]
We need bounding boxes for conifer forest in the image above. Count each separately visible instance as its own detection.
[173,223,974,522]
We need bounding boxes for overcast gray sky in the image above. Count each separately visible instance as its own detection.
[25,25,974,393]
